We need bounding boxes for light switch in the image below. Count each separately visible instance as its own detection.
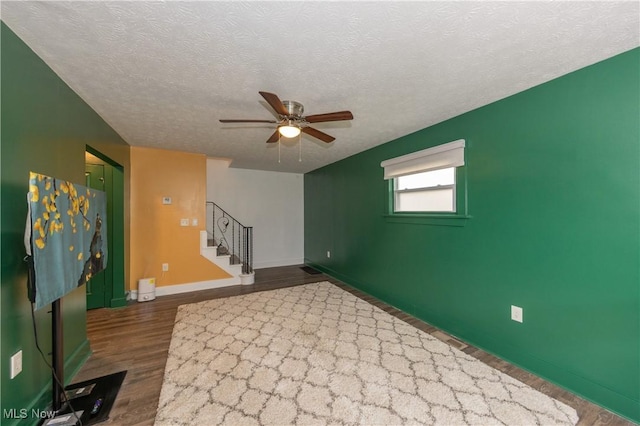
[511,305,523,323]
[10,351,22,379]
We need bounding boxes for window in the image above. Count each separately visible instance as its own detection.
[395,167,456,212]
[381,139,468,224]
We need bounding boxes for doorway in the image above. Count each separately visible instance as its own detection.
[85,148,126,309]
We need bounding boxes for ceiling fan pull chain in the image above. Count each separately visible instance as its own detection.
[278,133,281,163]
[299,133,302,162]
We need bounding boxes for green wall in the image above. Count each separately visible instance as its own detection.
[1,22,130,424]
[305,48,639,422]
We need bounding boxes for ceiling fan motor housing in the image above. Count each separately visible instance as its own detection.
[283,100,304,118]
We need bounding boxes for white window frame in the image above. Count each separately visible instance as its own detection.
[394,168,456,213]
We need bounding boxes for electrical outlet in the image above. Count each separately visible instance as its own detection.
[511,305,523,323]
[326,250,331,258]
[191,218,198,226]
[180,218,189,226]
[10,350,22,379]
[162,197,172,205]
[162,263,169,272]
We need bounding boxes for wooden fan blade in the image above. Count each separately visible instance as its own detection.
[305,111,353,123]
[266,130,280,143]
[220,119,277,123]
[259,91,288,116]
[302,127,335,143]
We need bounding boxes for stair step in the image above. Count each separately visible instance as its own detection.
[200,229,253,286]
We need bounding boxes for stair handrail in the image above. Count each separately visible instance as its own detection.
[206,202,253,274]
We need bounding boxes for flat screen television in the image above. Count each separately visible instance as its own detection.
[25,171,108,309]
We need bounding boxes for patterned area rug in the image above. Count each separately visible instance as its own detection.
[155,282,578,425]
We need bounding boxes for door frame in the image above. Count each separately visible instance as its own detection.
[86,146,126,308]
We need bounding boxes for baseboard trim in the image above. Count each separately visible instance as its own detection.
[154,277,241,297]
[109,296,127,308]
[253,258,304,269]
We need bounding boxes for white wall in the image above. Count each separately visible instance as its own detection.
[206,158,304,269]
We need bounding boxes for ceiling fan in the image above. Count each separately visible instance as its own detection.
[220,91,353,143]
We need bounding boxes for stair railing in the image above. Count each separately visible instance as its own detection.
[206,202,253,274]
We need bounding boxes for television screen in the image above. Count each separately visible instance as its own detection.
[25,172,108,310]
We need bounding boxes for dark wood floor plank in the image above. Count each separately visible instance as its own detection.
[71,265,633,425]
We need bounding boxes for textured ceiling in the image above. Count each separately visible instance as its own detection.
[2,1,638,173]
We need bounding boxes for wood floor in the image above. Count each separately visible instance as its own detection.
[72,265,633,425]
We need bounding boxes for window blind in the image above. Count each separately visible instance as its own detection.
[381,139,465,180]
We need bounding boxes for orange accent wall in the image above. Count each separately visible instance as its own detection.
[130,147,230,289]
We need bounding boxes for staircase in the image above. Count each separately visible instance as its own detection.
[200,202,254,285]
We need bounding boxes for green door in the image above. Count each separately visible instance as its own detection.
[85,164,107,309]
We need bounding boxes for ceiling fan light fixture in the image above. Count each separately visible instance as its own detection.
[278,123,301,138]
